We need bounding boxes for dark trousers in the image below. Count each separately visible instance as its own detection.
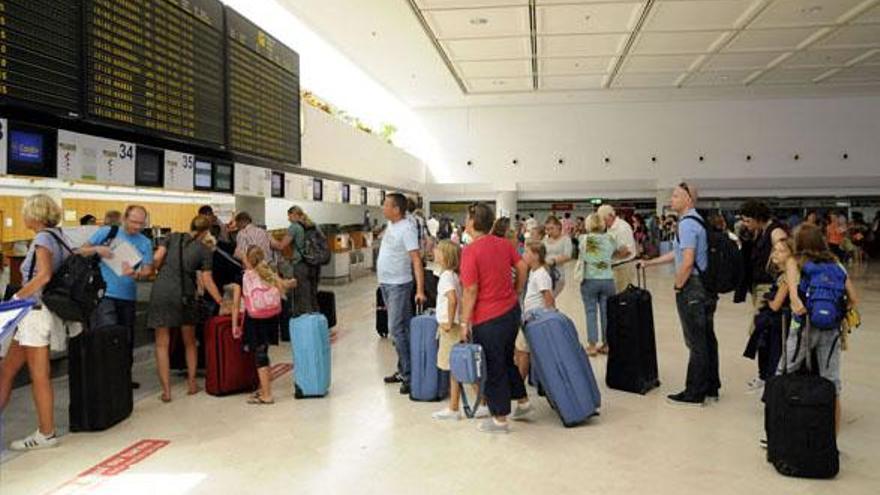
[675,277,720,397]
[291,260,316,316]
[473,305,526,416]
[758,327,783,381]
[92,297,137,371]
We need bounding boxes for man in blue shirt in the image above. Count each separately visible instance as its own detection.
[641,182,719,406]
[80,205,154,389]
[377,193,426,395]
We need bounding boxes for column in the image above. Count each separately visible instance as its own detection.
[496,190,518,219]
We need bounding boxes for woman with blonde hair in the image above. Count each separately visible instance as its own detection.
[0,194,80,450]
[271,205,317,315]
[148,215,224,402]
[578,213,618,356]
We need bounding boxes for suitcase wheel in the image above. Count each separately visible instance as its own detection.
[294,384,304,399]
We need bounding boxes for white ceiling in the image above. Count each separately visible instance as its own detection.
[412,0,880,94]
[278,0,880,107]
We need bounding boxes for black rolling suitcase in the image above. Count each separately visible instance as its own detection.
[605,267,660,394]
[764,320,839,479]
[68,325,133,432]
[376,287,389,338]
[317,290,337,329]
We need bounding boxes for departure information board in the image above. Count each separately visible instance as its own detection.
[227,8,300,164]
[85,0,225,146]
[0,1,82,116]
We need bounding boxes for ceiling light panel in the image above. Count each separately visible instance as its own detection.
[456,59,533,78]
[539,33,629,57]
[466,77,533,93]
[687,70,755,86]
[643,0,762,32]
[540,56,615,75]
[853,4,880,24]
[815,25,880,49]
[823,65,880,83]
[424,7,530,39]
[632,31,731,55]
[416,0,528,8]
[613,72,682,88]
[724,27,820,52]
[749,0,868,29]
[537,3,643,35]
[753,67,831,84]
[784,48,871,68]
[622,54,702,72]
[702,51,787,70]
[540,75,606,90]
[443,37,532,60]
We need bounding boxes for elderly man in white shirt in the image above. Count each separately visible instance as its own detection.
[597,205,637,294]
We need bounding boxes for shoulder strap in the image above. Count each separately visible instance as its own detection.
[43,228,74,255]
[103,225,120,246]
[215,245,243,269]
[178,233,185,292]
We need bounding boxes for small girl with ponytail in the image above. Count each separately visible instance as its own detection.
[234,245,295,405]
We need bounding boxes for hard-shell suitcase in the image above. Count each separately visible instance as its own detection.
[290,314,331,398]
[376,287,389,338]
[605,268,660,394]
[408,313,449,402]
[68,324,133,432]
[205,316,259,396]
[524,310,601,427]
[317,290,337,329]
[764,320,838,479]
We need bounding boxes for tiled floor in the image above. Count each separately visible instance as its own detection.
[1,264,878,494]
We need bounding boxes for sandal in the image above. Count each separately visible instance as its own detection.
[247,396,275,405]
[160,393,172,403]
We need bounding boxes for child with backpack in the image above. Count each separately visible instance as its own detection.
[431,241,488,420]
[782,224,859,433]
[513,241,556,418]
[234,246,295,405]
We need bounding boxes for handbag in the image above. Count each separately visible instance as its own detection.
[572,235,586,285]
[449,331,486,419]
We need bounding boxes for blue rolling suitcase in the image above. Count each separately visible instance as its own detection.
[409,313,449,402]
[524,310,601,427]
[290,314,331,398]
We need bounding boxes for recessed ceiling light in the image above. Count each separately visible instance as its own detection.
[470,17,489,26]
[492,80,506,86]
[584,15,591,22]
[800,5,823,15]
[719,75,729,81]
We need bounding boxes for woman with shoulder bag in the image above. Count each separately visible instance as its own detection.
[148,215,223,402]
[0,194,81,450]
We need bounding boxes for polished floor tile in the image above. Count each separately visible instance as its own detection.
[1,263,879,494]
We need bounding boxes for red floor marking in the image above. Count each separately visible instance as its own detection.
[47,439,170,495]
[269,362,293,381]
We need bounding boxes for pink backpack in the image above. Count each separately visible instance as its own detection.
[243,270,282,319]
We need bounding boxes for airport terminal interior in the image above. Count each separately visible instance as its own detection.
[1,0,880,494]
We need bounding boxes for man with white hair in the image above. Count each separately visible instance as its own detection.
[597,205,637,293]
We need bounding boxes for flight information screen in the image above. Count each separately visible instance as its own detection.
[0,0,82,116]
[226,7,300,164]
[85,0,225,147]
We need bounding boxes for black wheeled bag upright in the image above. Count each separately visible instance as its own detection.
[317,290,337,328]
[376,287,389,338]
[605,267,660,394]
[68,325,133,432]
[764,319,839,479]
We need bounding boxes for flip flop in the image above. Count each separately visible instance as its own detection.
[160,394,172,403]
[247,396,275,405]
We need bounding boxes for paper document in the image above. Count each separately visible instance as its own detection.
[63,226,100,248]
[102,240,143,277]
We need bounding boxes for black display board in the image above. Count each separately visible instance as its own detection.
[0,0,82,117]
[84,0,225,147]
[226,7,300,165]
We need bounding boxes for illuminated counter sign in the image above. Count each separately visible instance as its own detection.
[226,7,300,165]
[0,0,81,116]
[85,0,225,147]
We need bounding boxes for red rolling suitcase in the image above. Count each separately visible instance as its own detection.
[205,316,259,396]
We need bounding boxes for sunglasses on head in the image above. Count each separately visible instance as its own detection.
[678,182,692,198]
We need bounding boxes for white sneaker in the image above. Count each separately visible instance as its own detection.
[746,377,765,393]
[510,403,534,422]
[432,408,461,421]
[10,429,59,451]
[474,405,490,419]
[478,418,510,434]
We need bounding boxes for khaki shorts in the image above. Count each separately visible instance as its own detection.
[13,305,82,351]
[515,327,530,353]
[436,323,463,371]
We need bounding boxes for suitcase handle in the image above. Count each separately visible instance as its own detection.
[636,264,647,289]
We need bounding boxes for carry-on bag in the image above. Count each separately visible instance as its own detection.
[449,339,486,419]
[69,324,133,431]
[317,290,337,329]
[605,266,660,394]
[290,313,332,398]
[408,309,449,402]
[205,316,259,396]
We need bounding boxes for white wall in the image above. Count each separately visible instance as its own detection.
[420,96,880,199]
[301,105,426,192]
[264,197,381,230]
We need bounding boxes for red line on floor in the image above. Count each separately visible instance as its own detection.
[47,439,170,495]
[270,363,293,381]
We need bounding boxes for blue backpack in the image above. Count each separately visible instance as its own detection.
[799,261,847,330]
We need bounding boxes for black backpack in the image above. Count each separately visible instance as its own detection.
[35,230,106,323]
[299,224,331,266]
[679,216,742,294]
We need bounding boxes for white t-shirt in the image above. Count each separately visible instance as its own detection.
[608,217,636,264]
[523,266,553,316]
[544,235,572,263]
[436,270,461,325]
